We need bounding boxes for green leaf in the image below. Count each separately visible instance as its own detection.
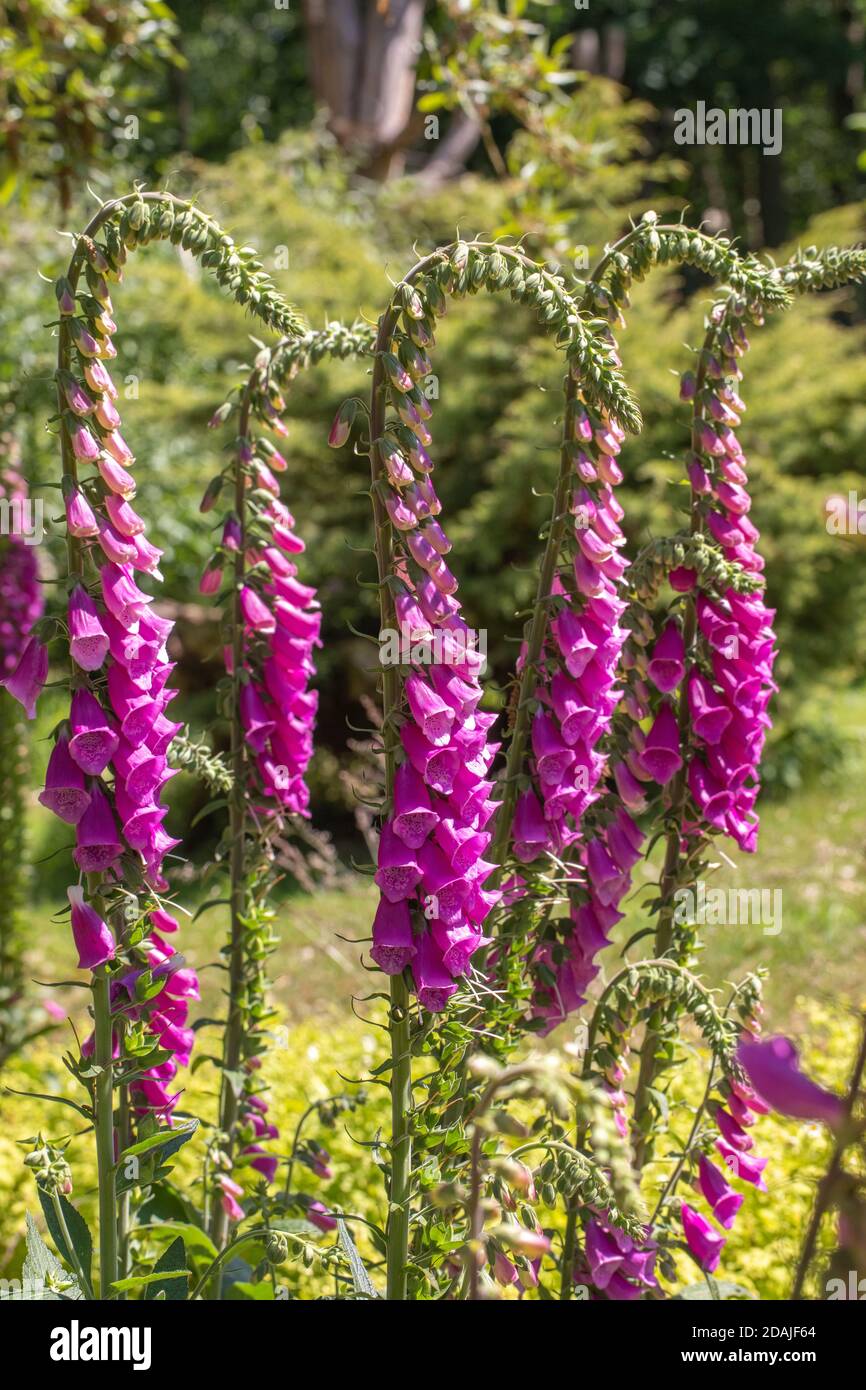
[38,1189,93,1288]
[111,1269,191,1293]
[145,1236,188,1301]
[228,1280,275,1300]
[117,1119,198,1167]
[132,1221,218,1261]
[677,1279,755,1301]
[19,1212,81,1301]
[337,1217,379,1298]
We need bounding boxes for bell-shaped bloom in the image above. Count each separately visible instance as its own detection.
[240,683,275,752]
[698,1154,744,1230]
[512,789,550,863]
[307,1200,337,1234]
[65,486,99,538]
[370,897,416,975]
[68,687,118,773]
[39,731,91,824]
[374,822,421,903]
[1,635,48,719]
[68,585,109,672]
[646,623,685,693]
[240,585,275,633]
[392,761,438,848]
[405,675,454,746]
[688,672,732,745]
[532,710,575,785]
[638,702,682,784]
[74,784,122,873]
[737,1036,845,1129]
[681,1201,725,1272]
[411,931,458,1013]
[104,494,146,538]
[70,424,100,462]
[715,1140,768,1191]
[68,886,115,970]
[614,760,648,813]
[97,454,136,497]
[101,564,152,628]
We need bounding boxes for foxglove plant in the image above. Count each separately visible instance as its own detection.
[0,436,47,1063]
[17,188,306,1296]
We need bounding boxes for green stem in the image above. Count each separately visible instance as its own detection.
[630,311,715,1171]
[92,965,117,1295]
[370,301,413,1301]
[211,387,252,1256]
[489,373,577,874]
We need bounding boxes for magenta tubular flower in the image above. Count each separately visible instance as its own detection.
[374,822,421,903]
[73,783,123,873]
[65,486,99,538]
[646,622,685,693]
[637,701,682,784]
[240,584,275,632]
[68,585,109,672]
[411,930,458,1013]
[97,454,136,497]
[681,1201,726,1272]
[392,761,438,848]
[70,424,100,462]
[698,1153,744,1229]
[737,1036,845,1128]
[101,563,152,627]
[67,886,115,969]
[38,731,91,823]
[370,897,416,974]
[512,789,550,863]
[69,687,118,774]
[1,634,48,719]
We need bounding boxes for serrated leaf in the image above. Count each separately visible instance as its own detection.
[145,1236,188,1301]
[337,1217,379,1298]
[38,1189,93,1288]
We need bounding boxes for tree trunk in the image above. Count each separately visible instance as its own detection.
[302,0,425,178]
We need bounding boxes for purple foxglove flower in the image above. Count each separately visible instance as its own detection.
[68,687,118,773]
[669,565,696,592]
[94,397,121,431]
[84,359,117,397]
[532,710,575,784]
[385,492,418,531]
[370,896,416,974]
[646,622,685,693]
[39,731,91,823]
[716,1107,753,1152]
[240,683,275,752]
[103,430,133,465]
[68,585,109,672]
[97,454,136,497]
[68,886,115,970]
[73,784,123,873]
[1,635,48,719]
[101,563,152,628]
[307,1200,337,1233]
[221,516,242,551]
[71,424,100,461]
[434,819,490,874]
[240,585,275,632]
[585,838,628,907]
[512,789,550,863]
[681,1201,725,1273]
[688,672,732,745]
[411,931,458,1013]
[715,1140,768,1190]
[698,1153,744,1229]
[417,840,471,925]
[737,1036,845,1128]
[392,761,438,848]
[401,723,459,794]
[585,1220,624,1290]
[405,675,454,746]
[637,702,682,784]
[96,515,137,565]
[687,758,732,828]
[104,494,146,537]
[553,608,595,678]
[65,486,100,538]
[375,822,421,903]
[431,921,486,976]
[129,532,163,577]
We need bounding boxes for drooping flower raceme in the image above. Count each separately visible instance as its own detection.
[369,319,503,1012]
[42,237,198,1123]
